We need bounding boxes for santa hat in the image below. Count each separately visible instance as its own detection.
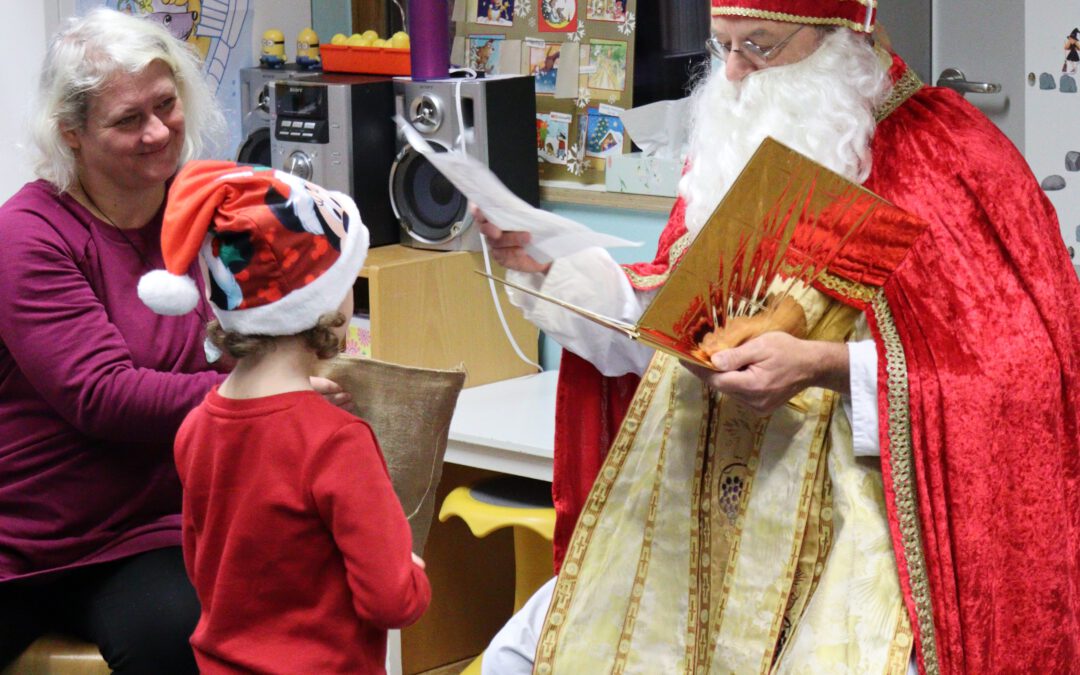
[710,0,876,34]
[138,160,369,336]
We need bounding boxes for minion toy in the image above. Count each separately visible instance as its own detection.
[295,28,322,70]
[259,28,286,68]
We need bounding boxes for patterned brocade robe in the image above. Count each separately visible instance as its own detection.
[535,284,913,674]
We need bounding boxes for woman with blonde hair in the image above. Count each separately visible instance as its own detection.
[0,8,281,672]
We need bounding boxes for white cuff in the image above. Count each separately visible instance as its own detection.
[845,339,881,457]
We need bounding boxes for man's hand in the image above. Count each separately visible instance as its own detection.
[472,205,552,275]
[683,333,849,415]
[310,376,354,411]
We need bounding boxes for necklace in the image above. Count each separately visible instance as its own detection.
[75,177,158,268]
[75,177,213,328]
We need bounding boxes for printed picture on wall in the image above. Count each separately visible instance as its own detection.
[477,0,515,26]
[539,0,579,33]
[586,0,627,23]
[467,35,505,73]
[1064,27,1079,75]
[537,112,572,164]
[586,40,628,92]
[529,43,562,95]
[584,109,624,158]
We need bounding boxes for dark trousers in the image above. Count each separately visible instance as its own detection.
[0,547,198,674]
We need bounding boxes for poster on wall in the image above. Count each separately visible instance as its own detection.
[453,0,638,190]
[1026,0,1080,274]
[78,0,254,162]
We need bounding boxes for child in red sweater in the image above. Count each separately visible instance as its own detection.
[139,161,430,674]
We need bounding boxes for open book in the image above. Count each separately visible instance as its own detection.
[482,138,924,370]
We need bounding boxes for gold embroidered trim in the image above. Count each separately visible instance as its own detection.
[873,292,940,675]
[612,379,680,674]
[710,8,876,33]
[623,231,693,289]
[687,392,717,671]
[885,603,916,675]
[876,66,924,123]
[757,392,831,673]
[816,271,878,304]
[533,356,667,674]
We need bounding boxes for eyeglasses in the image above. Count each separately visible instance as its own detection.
[706,25,806,66]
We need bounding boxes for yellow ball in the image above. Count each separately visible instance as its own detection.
[373,38,387,47]
[389,32,410,49]
[330,33,347,45]
[362,29,379,41]
[345,33,366,46]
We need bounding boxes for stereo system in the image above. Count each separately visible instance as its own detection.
[263,72,538,251]
[268,73,400,247]
[390,75,539,251]
[236,66,318,167]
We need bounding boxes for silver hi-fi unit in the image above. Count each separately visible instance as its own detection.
[236,66,318,166]
[391,75,539,251]
[269,73,400,247]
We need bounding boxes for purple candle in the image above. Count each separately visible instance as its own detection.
[408,0,450,81]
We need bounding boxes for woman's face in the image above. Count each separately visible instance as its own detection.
[63,60,185,192]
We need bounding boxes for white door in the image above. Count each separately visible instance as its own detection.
[933,0,1080,270]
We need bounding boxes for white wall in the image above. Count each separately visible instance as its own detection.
[0,1,311,203]
[0,2,49,202]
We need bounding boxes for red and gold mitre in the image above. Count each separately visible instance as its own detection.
[710,0,876,34]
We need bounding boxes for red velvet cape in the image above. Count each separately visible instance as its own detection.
[551,57,1080,673]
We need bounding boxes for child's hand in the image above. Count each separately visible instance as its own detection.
[310,376,354,411]
[411,553,426,570]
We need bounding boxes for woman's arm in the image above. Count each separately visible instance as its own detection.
[0,212,223,443]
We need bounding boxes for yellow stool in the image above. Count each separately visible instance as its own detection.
[438,475,555,675]
[2,634,110,675]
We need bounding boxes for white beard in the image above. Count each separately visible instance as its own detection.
[679,29,893,236]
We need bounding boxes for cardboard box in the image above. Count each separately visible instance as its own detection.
[605,152,682,198]
[344,314,372,358]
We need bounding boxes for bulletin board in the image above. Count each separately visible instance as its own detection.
[450,0,638,189]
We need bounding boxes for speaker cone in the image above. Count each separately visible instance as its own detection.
[391,141,468,244]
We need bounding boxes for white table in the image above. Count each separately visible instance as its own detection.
[444,370,558,482]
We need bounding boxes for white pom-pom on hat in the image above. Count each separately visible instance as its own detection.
[138,269,200,316]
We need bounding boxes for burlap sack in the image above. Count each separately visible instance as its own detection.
[316,356,466,554]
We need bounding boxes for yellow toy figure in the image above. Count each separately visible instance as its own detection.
[259,28,285,68]
[296,27,321,70]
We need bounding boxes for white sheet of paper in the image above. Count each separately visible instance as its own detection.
[395,115,641,262]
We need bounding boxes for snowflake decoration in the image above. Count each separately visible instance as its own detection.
[618,11,637,36]
[608,93,619,104]
[567,24,586,43]
[528,15,537,29]
[576,87,591,109]
[567,144,586,176]
[515,0,531,18]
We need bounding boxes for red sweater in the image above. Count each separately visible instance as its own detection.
[175,388,430,674]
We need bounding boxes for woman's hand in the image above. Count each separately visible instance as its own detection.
[472,205,552,275]
[683,333,849,415]
[310,376,353,411]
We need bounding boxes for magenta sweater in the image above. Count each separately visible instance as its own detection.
[0,180,227,582]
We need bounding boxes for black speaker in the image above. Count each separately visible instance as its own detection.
[391,75,539,251]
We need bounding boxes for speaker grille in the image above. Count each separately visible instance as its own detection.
[391,142,469,244]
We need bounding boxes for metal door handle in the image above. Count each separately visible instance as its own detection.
[936,68,1002,95]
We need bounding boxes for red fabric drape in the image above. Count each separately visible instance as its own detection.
[860,83,1080,673]
[551,351,638,571]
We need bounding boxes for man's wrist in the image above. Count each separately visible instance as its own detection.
[807,340,851,394]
